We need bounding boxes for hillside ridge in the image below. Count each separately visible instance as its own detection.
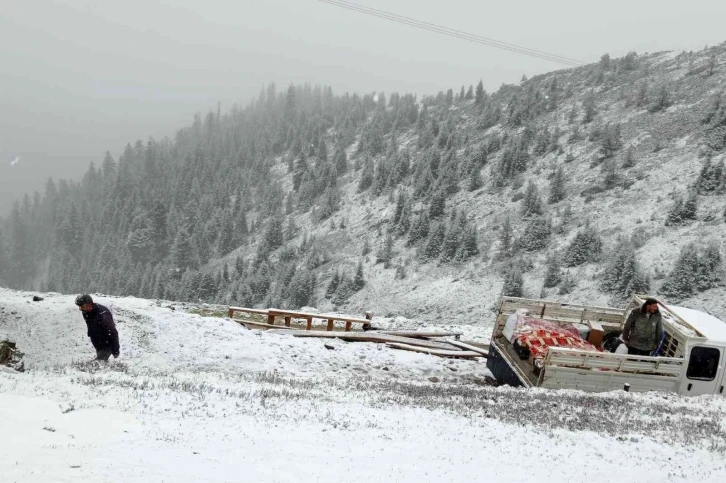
[1,43,726,325]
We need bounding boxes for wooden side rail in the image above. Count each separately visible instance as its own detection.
[543,348,684,377]
[227,306,373,332]
[228,306,269,318]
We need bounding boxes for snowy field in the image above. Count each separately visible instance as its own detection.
[2,287,726,482]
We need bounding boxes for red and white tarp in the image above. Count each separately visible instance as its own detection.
[513,318,600,362]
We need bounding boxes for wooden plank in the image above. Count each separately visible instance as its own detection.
[446,340,489,357]
[327,318,334,332]
[497,297,625,325]
[233,319,297,330]
[267,313,276,326]
[386,343,481,358]
[499,296,624,315]
[377,330,464,338]
[228,306,270,316]
[284,316,291,328]
[345,321,352,332]
[306,316,312,331]
[268,308,370,324]
[290,331,464,351]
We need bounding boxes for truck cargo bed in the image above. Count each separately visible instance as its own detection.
[487,337,540,387]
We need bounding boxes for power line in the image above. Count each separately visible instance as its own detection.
[321,0,583,66]
[319,0,584,67]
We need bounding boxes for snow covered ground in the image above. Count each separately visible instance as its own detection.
[2,287,726,482]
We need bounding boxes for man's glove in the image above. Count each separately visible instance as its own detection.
[113,353,119,359]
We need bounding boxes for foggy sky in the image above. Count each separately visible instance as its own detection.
[1,0,725,216]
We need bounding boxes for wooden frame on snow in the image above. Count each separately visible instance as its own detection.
[227,306,372,331]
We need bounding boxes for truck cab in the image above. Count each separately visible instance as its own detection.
[668,305,726,396]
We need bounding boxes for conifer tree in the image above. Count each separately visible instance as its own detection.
[422,223,445,261]
[198,272,218,302]
[171,227,197,272]
[263,216,284,252]
[603,158,620,189]
[467,167,483,191]
[392,191,406,225]
[583,92,597,123]
[559,271,576,294]
[407,212,430,246]
[601,239,650,297]
[456,225,480,262]
[439,221,462,263]
[665,192,698,226]
[333,148,348,174]
[475,80,485,105]
[521,181,544,218]
[317,138,328,162]
[698,242,723,290]
[395,200,412,237]
[358,157,374,192]
[293,151,308,191]
[216,210,236,256]
[377,233,394,268]
[289,270,315,308]
[563,229,603,267]
[502,264,524,297]
[428,190,446,219]
[548,166,566,204]
[352,234,366,256]
[0,228,7,284]
[696,158,724,194]
[498,216,514,260]
[661,242,723,299]
[622,145,636,168]
[599,123,622,159]
[465,85,474,100]
[518,217,551,252]
[649,85,672,113]
[543,252,562,288]
[352,260,366,291]
[325,270,340,299]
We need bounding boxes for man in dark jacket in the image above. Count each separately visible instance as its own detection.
[622,298,663,356]
[75,294,120,361]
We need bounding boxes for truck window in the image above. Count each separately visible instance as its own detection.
[686,347,721,381]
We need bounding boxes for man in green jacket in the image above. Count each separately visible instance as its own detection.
[622,298,663,356]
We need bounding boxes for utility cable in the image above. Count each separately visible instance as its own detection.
[319,0,584,66]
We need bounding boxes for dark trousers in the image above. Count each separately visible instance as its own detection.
[96,349,112,361]
[628,347,652,356]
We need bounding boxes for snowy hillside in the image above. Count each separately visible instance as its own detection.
[2,44,726,330]
[2,288,726,482]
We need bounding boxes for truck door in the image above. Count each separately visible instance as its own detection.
[718,354,726,397]
[680,345,723,396]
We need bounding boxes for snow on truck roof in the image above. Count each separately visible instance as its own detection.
[667,305,726,343]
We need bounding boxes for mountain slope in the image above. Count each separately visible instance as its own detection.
[1,44,726,326]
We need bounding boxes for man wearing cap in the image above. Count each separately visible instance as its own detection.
[75,294,120,361]
[622,298,663,356]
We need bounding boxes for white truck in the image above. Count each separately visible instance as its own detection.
[486,294,726,396]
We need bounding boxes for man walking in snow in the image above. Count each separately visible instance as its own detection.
[75,294,120,361]
[622,298,663,356]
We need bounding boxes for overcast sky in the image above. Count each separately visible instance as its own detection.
[1,0,725,216]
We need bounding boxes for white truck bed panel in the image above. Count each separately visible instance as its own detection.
[541,366,681,393]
